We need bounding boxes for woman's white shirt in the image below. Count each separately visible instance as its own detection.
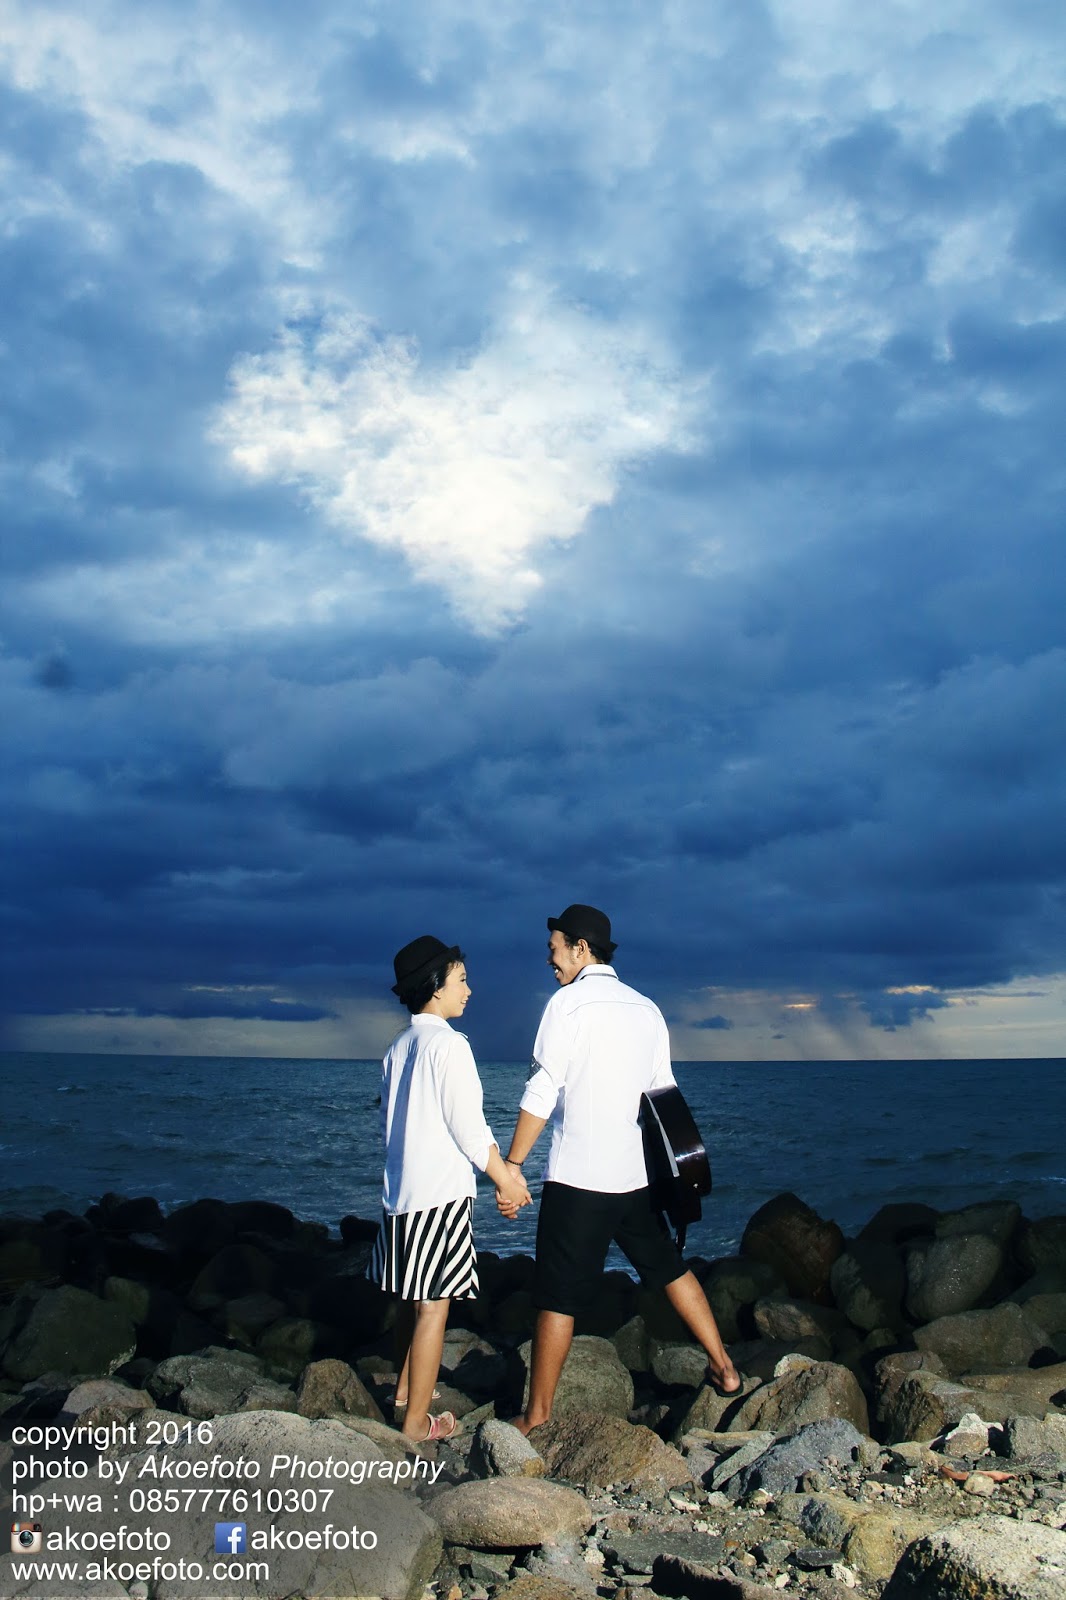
[380,1013,496,1215]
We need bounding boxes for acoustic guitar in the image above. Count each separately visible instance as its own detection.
[639,1085,713,1250]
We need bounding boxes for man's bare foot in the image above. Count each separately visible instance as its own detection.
[509,1413,548,1436]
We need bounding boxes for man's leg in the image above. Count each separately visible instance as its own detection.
[663,1270,740,1392]
[512,1309,575,1434]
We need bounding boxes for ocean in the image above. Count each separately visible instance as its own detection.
[3,1053,1064,1264]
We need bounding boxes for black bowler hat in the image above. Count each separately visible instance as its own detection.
[546,903,617,957]
[391,935,462,996]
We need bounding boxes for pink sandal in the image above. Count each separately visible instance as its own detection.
[422,1411,456,1440]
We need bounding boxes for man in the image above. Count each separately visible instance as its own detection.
[501,903,740,1433]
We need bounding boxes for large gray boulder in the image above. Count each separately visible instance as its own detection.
[740,1194,844,1304]
[936,1200,1022,1249]
[517,1334,633,1419]
[2,1286,136,1381]
[530,1410,691,1493]
[750,1297,843,1351]
[427,1477,593,1548]
[700,1257,788,1342]
[726,1418,868,1500]
[295,1357,384,1421]
[882,1515,1066,1600]
[469,1419,546,1478]
[830,1238,906,1332]
[147,1346,295,1418]
[905,1232,1003,1322]
[775,1491,942,1582]
[1016,1216,1066,1277]
[914,1302,1047,1374]
[727,1358,870,1436]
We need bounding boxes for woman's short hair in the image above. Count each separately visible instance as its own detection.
[398,951,466,1014]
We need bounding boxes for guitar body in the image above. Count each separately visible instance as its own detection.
[640,1085,712,1250]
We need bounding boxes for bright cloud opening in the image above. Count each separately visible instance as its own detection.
[214,284,698,631]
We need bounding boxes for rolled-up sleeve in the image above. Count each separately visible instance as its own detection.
[519,997,569,1118]
[438,1036,495,1171]
[649,1011,676,1092]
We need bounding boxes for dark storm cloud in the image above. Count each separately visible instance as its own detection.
[2,1,1065,1055]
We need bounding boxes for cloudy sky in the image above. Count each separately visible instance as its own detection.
[3,0,1065,1062]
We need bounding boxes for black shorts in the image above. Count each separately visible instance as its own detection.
[533,1180,686,1315]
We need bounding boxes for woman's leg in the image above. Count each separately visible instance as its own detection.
[400,1296,451,1439]
[392,1299,417,1406]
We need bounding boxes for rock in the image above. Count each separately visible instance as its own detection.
[726,1360,870,1436]
[611,1315,652,1373]
[256,1315,324,1375]
[59,1378,153,1420]
[518,1536,599,1594]
[295,1357,384,1421]
[937,1201,1022,1249]
[93,1194,166,1234]
[936,1411,993,1458]
[700,1258,789,1342]
[915,1301,1047,1375]
[905,1232,1003,1322]
[39,1408,443,1600]
[963,1360,1066,1415]
[1002,1413,1066,1462]
[775,1492,939,1582]
[227,1199,298,1239]
[185,1242,278,1310]
[740,1194,845,1304]
[531,1410,692,1493]
[469,1418,546,1478]
[517,1334,633,1419]
[674,1379,752,1437]
[1016,1216,1066,1278]
[651,1551,780,1599]
[2,1286,136,1381]
[752,1297,846,1346]
[651,1341,710,1388]
[427,1477,593,1548]
[706,1432,776,1491]
[147,1346,277,1418]
[495,1576,590,1600]
[830,1239,906,1333]
[220,1291,287,1342]
[859,1202,939,1246]
[882,1514,1066,1600]
[604,1529,728,1576]
[726,1418,868,1500]
[878,1367,991,1444]
[160,1197,237,1262]
[1022,1292,1066,1336]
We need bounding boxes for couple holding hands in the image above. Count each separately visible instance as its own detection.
[368,903,740,1443]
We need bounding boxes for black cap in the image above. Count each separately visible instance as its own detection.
[546,903,617,957]
[392,935,462,997]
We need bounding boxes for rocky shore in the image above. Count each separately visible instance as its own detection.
[2,1191,1065,1599]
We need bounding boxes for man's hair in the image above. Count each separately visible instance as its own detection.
[399,952,466,1014]
[561,931,612,964]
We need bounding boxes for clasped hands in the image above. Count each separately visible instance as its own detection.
[496,1165,531,1220]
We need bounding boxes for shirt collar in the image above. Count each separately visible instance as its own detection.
[574,963,617,981]
[411,1012,450,1028]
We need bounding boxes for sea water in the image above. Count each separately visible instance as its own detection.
[2,1053,1063,1262]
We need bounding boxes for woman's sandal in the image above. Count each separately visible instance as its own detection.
[392,1387,441,1411]
[419,1411,456,1441]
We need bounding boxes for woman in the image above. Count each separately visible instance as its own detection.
[368,935,530,1441]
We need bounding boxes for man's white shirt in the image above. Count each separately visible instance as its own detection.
[380,1013,495,1214]
[520,964,676,1192]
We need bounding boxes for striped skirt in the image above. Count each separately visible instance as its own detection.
[366,1195,479,1301]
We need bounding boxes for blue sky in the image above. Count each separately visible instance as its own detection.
[2,0,1065,1061]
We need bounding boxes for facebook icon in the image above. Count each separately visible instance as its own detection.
[215,1522,247,1556]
